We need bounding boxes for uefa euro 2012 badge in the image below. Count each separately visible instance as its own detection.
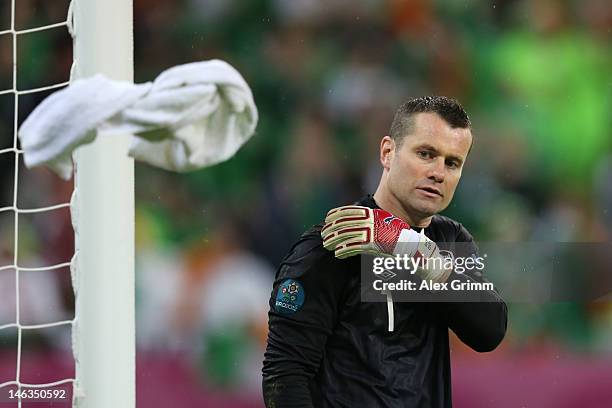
[275,279,305,314]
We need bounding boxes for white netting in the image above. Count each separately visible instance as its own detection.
[0,0,76,406]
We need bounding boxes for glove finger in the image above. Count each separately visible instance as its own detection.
[325,205,368,218]
[322,209,372,236]
[331,234,375,258]
[321,216,371,237]
[322,232,349,251]
[322,220,364,237]
[322,227,370,250]
[324,206,370,224]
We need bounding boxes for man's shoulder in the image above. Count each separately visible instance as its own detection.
[431,214,462,230]
[284,222,330,263]
[275,222,354,284]
[430,214,474,242]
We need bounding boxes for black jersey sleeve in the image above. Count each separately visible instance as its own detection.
[262,226,349,407]
[440,224,508,352]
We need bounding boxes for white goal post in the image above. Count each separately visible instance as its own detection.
[71,0,135,407]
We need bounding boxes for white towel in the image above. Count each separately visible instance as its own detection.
[18,59,258,179]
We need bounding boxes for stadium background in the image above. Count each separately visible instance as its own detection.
[0,0,611,406]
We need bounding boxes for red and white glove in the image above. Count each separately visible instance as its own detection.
[321,205,451,283]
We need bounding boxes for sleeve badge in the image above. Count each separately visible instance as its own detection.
[274,279,305,315]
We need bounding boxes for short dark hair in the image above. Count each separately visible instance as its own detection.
[389,96,471,144]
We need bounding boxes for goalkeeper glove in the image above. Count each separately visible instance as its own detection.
[321,205,451,283]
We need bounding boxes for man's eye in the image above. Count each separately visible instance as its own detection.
[446,161,460,169]
[417,151,432,159]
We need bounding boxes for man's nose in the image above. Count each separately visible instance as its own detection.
[427,158,445,183]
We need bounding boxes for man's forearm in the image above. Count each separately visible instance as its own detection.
[441,272,508,352]
[263,375,315,408]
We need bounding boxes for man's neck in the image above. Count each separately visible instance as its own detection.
[373,188,433,228]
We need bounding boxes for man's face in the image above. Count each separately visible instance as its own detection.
[385,112,472,219]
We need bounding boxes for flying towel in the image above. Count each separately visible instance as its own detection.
[18,59,258,179]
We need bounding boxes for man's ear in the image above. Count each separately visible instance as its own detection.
[380,136,395,170]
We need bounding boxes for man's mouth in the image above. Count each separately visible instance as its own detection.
[416,186,443,197]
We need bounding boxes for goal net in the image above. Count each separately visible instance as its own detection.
[0,1,135,407]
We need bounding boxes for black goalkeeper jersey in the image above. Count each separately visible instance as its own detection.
[262,195,507,408]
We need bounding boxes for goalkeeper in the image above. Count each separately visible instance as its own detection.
[262,96,507,407]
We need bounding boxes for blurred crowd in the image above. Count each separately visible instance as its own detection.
[1,0,611,406]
